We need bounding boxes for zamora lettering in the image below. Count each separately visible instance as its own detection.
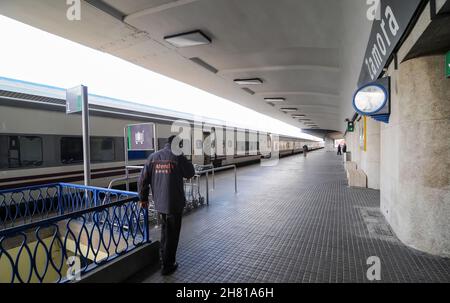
[365,5,400,80]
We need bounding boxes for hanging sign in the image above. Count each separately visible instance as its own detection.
[66,85,84,114]
[353,77,391,123]
[127,123,156,151]
[358,0,423,86]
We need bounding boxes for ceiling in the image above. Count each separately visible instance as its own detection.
[0,0,373,133]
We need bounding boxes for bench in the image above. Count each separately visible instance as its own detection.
[345,161,357,171]
[346,167,367,188]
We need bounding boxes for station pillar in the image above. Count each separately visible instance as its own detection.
[381,54,450,257]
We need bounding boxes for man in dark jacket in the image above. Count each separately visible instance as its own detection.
[138,135,195,275]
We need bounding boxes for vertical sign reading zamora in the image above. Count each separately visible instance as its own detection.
[358,0,424,86]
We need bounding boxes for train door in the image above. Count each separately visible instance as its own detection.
[202,131,212,165]
[7,136,20,168]
[223,127,235,165]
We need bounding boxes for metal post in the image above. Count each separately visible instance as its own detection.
[212,167,215,190]
[81,86,91,186]
[57,184,64,215]
[234,165,237,193]
[143,207,150,243]
[205,172,209,205]
[124,127,129,191]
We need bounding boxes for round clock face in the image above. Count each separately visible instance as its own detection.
[353,84,387,114]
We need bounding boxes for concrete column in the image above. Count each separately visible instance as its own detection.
[381,55,450,257]
[325,138,335,152]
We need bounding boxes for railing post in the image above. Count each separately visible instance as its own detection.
[205,172,209,205]
[57,184,64,215]
[212,167,215,190]
[143,206,150,243]
[234,165,238,193]
[93,188,98,207]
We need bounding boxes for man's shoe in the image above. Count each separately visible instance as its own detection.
[161,262,178,276]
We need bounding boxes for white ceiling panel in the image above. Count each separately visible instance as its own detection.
[0,0,374,132]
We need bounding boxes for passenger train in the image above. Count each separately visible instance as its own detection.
[0,77,323,190]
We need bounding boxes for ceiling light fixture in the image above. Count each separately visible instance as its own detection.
[164,30,211,48]
[280,108,298,112]
[291,114,305,118]
[264,97,285,102]
[234,78,263,85]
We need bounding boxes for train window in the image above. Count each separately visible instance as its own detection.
[158,138,168,150]
[0,135,43,169]
[91,137,115,162]
[61,137,117,164]
[128,150,152,160]
[19,136,43,167]
[61,137,83,164]
[0,136,8,168]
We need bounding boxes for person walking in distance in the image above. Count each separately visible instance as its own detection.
[337,144,342,156]
[138,135,195,275]
[302,144,308,157]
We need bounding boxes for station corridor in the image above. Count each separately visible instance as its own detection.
[129,150,450,283]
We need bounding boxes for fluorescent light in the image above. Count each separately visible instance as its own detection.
[164,30,211,48]
[264,97,285,102]
[291,114,305,118]
[280,108,298,112]
[234,78,263,85]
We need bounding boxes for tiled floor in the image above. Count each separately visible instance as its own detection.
[129,150,450,283]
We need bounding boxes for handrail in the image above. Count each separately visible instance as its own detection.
[0,196,137,236]
[0,183,146,283]
[0,183,138,229]
[194,165,238,205]
[107,175,140,190]
[124,166,144,191]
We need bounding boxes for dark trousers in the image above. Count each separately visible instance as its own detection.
[159,212,183,267]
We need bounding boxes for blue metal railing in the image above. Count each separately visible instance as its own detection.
[0,183,138,229]
[0,183,148,283]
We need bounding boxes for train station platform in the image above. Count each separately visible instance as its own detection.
[128,150,450,283]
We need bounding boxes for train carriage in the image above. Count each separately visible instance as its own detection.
[0,77,324,190]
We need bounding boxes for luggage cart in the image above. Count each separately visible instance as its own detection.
[183,175,205,212]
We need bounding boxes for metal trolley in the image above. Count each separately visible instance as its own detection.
[184,175,205,212]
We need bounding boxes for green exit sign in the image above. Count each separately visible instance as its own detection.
[347,121,355,132]
[446,51,450,78]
